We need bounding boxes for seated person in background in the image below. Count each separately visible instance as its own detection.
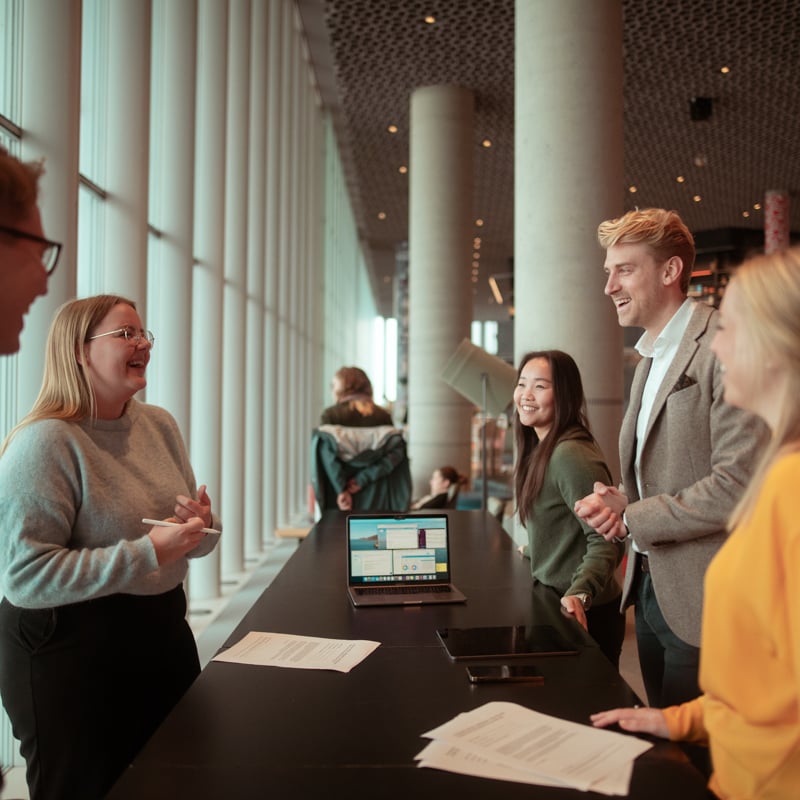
[321,366,393,426]
[591,248,800,799]
[514,349,625,667]
[411,465,466,509]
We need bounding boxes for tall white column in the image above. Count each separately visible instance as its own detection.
[407,85,475,498]
[149,0,196,435]
[244,0,267,558]
[104,0,150,305]
[220,0,250,576]
[261,0,284,541]
[275,8,294,526]
[18,0,81,410]
[190,0,227,600]
[515,0,624,481]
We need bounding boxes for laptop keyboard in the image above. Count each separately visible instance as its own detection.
[356,584,451,595]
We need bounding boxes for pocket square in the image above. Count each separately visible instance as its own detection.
[671,373,696,393]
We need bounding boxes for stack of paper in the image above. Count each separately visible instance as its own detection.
[212,631,380,673]
[416,701,652,795]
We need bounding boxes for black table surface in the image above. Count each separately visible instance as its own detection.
[107,510,708,799]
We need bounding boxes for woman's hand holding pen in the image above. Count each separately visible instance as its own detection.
[148,517,208,566]
[174,484,213,529]
[149,484,215,565]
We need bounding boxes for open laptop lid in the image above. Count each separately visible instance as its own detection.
[347,512,454,588]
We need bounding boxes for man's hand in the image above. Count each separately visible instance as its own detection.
[574,482,629,542]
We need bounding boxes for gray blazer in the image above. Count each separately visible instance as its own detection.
[620,302,768,646]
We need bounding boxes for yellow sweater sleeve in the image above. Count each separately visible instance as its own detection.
[661,696,709,744]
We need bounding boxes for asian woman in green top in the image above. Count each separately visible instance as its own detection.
[513,349,625,666]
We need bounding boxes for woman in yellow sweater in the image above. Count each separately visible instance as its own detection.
[591,246,800,799]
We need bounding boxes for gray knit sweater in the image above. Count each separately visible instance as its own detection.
[0,399,219,609]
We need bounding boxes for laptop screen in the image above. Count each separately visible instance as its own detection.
[347,513,451,587]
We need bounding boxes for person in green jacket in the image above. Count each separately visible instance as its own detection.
[514,349,625,666]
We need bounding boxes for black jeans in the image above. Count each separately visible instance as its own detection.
[0,586,200,800]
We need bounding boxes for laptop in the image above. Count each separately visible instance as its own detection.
[346,513,467,607]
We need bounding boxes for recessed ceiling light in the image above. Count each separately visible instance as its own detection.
[742,211,750,218]
[628,185,637,193]
[424,15,436,25]
[472,261,479,268]
[398,165,408,174]
[720,66,731,74]
[377,211,387,220]
[753,202,762,210]
[472,252,480,260]
[481,139,492,148]
[693,195,702,203]
[676,175,685,183]
[475,219,484,227]
[387,124,398,134]
[693,154,707,167]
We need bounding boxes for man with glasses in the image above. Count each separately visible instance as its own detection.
[0,145,59,355]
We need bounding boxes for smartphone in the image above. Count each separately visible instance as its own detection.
[466,664,544,684]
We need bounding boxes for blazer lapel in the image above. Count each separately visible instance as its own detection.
[620,356,650,480]
[642,303,712,444]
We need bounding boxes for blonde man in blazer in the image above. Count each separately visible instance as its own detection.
[575,208,767,711]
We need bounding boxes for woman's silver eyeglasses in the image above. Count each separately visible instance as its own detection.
[0,225,62,276]
[87,326,155,346]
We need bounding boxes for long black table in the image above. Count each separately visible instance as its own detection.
[107,510,708,799]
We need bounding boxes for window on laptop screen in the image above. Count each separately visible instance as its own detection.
[348,516,450,585]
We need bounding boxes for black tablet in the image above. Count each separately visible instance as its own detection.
[436,624,579,661]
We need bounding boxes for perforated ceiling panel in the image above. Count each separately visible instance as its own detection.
[298,0,800,318]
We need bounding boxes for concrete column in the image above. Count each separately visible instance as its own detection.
[104,0,150,304]
[190,0,227,600]
[149,0,196,435]
[18,0,81,410]
[514,0,624,481]
[220,0,250,576]
[244,0,267,559]
[764,189,790,253]
[407,85,475,498]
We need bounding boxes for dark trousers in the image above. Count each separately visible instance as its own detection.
[634,570,711,778]
[0,586,200,800]
[634,572,701,707]
[586,596,626,669]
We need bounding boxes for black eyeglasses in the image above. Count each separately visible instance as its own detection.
[0,225,62,276]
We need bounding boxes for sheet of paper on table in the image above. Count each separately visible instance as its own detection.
[416,701,652,796]
[212,631,380,673]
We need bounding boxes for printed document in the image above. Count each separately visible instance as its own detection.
[212,631,380,673]
[416,701,652,795]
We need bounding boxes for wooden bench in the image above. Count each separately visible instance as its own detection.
[275,526,312,545]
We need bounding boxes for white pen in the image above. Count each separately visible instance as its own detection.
[142,518,221,535]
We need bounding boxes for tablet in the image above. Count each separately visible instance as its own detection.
[436,624,579,661]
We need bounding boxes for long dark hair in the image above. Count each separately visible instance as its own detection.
[513,350,593,525]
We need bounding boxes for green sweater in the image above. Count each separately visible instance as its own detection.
[522,437,622,604]
[0,399,219,609]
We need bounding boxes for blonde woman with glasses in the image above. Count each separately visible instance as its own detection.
[591,248,800,798]
[0,294,220,800]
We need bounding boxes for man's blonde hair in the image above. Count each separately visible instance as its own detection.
[597,208,696,293]
[0,145,44,224]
